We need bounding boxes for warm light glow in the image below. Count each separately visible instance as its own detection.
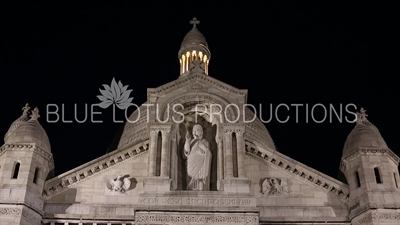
[192,50,197,60]
[203,55,208,63]
[179,59,182,74]
[179,50,210,75]
[206,59,210,75]
[182,55,186,74]
[186,52,190,72]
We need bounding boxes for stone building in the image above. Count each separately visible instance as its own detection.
[1,18,400,225]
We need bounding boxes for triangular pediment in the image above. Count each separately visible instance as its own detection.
[43,140,149,200]
[147,73,248,100]
[245,140,350,203]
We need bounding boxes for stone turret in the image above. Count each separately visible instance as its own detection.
[340,108,400,224]
[0,104,54,225]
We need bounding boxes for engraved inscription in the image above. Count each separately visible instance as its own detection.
[137,197,253,206]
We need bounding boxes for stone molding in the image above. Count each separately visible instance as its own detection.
[159,93,236,122]
[245,141,349,203]
[43,140,149,199]
[147,73,247,97]
[135,213,259,224]
[22,208,42,224]
[340,148,400,172]
[0,143,55,171]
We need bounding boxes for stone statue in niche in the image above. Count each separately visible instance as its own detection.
[260,177,288,196]
[183,123,212,191]
[106,175,131,193]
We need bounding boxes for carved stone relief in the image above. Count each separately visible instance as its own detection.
[260,177,288,196]
[105,174,136,193]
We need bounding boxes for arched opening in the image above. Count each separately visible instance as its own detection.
[232,132,238,178]
[394,172,398,188]
[355,171,361,188]
[33,167,39,184]
[176,113,218,191]
[12,162,20,179]
[374,167,382,184]
[155,131,162,177]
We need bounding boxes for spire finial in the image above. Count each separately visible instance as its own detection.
[356,107,368,123]
[22,103,30,116]
[190,17,200,28]
[30,107,40,120]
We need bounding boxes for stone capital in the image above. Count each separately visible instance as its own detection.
[149,129,159,136]
[160,128,171,136]
[236,129,244,137]
[223,130,233,135]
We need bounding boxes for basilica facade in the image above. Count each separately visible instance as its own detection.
[1,18,400,225]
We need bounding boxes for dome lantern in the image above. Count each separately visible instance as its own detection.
[178,17,211,76]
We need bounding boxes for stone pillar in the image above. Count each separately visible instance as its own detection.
[148,129,158,176]
[224,131,233,178]
[160,128,171,177]
[236,129,246,178]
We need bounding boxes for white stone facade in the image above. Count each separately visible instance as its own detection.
[1,18,399,225]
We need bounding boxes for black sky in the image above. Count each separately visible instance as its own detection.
[0,1,399,180]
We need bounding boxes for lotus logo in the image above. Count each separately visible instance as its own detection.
[97,78,134,110]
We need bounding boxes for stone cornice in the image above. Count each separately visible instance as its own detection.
[340,148,400,173]
[245,141,350,203]
[147,73,247,97]
[43,140,149,199]
[0,143,55,171]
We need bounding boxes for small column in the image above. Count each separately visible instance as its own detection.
[160,128,171,177]
[236,129,246,178]
[224,131,233,178]
[148,129,158,176]
[217,136,224,190]
[170,133,178,190]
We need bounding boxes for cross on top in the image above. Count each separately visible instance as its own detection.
[190,17,200,28]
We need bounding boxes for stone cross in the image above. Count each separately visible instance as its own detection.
[190,17,200,28]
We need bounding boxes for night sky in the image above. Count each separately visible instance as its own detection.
[0,1,399,181]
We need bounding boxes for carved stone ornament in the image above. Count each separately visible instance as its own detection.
[191,83,203,90]
[106,175,132,193]
[135,213,259,224]
[189,60,205,74]
[0,208,22,215]
[260,177,288,196]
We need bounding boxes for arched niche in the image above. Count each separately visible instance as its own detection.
[170,111,220,191]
